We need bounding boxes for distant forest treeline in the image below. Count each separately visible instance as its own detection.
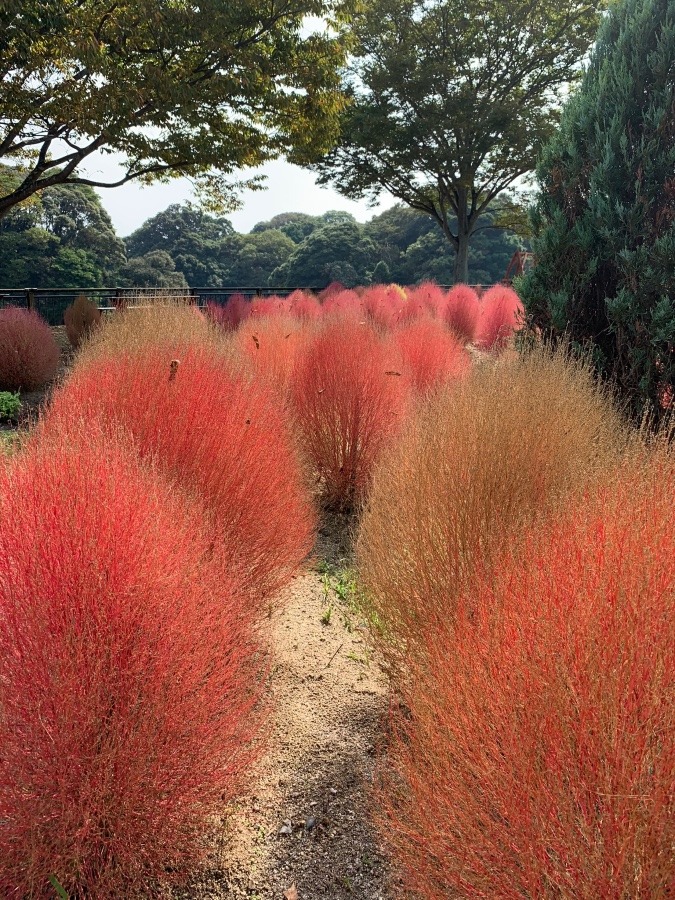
[0,173,526,290]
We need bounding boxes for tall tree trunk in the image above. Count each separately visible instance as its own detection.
[453,187,471,283]
[453,229,470,283]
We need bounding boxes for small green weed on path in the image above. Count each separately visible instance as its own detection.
[316,562,365,634]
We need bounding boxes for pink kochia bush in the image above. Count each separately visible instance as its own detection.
[235,315,310,403]
[322,288,364,321]
[0,430,260,898]
[475,284,524,350]
[290,321,408,508]
[0,306,59,391]
[408,282,448,320]
[206,293,250,331]
[395,318,470,394]
[43,343,315,608]
[444,284,481,343]
[381,452,675,899]
[287,289,322,322]
[362,284,408,329]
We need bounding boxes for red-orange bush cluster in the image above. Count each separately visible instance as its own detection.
[205,281,523,351]
[382,451,674,898]
[0,430,260,898]
[0,307,59,391]
[43,343,315,608]
[395,318,470,394]
[444,283,481,342]
[475,284,524,350]
[290,320,408,508]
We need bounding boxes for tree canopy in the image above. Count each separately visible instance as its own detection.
[0,187,523,289]
[0,0,349,218]
[271,219,379,286]
[0,164,124,286]
[312,0,604,282]
[117,250,188,289]
[520,0,675,421]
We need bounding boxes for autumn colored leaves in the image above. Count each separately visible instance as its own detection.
[357,352,674,899]
[0,305,315,897]
[3,282,669,900]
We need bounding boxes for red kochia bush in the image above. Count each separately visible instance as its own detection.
[287,290,322,322]
[235,315,310,403]
[395,318,470,394]
[0,307,59,390]
[408,282,448,320]
[475,284,524,350]
[362,284,407,329]
[291,321,408,508]
[322,288,364,320]
[0,431,259,898]
[43,344,315,608]
[444,283,480,343]
[383,454,675,899]
[248,295,286,319]
[206,294,250,331]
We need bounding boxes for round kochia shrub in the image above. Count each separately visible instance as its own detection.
[290,320,408,509]
[357,345,629,670]
[381,450,675,898]
[63,294,101,349]
[0,307,59,391]
[43,343,315,608]
[395,317,470,394]
[235,315,311,403]
[0,430,260,898]
[475,284,524,350]
[444,283,480,342]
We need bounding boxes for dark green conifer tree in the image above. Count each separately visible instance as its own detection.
[521,0,675,420]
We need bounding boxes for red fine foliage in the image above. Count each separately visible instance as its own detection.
[475,284,524,350]
[395,318,471,395]
[318,281,346,300]
[382,455,675,899]
[248,295,286,319]
[444,284,481,343]
[206,294,250,330]
[408,282,449,320]
[0,431,260,898]
[362,285,407,329]
[235,315,310,402]
[43,344,315,608]
[287,290,322,322]
[0,307,59,391]
[321,289,364,321]
[290,321,408,508]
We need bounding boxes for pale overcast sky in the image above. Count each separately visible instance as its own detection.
[86,154,397,237]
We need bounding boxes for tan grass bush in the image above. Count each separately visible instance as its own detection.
[63,294,102,349]
[76,298,232,367]
[379,440,675,898]
[356,344,632,671]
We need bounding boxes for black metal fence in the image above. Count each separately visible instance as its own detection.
[0,283,483,327]
[0,286,331,327]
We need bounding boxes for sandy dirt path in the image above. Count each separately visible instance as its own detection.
[180,518,397,900]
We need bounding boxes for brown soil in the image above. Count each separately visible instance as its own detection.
[176,515,399,900]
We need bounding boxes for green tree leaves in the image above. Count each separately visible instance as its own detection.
[521,0,675,421]
[0,0,350,217]
[0,167,124,286]
[313,0,604,282]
